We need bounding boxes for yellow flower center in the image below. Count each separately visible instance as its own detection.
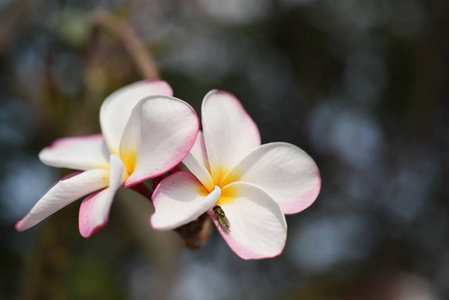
[209,165,242,206]
[120,150,137,175]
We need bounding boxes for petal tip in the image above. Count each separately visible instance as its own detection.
[149,215,165,231]
[238,248,285,260]
[144,79,173,96]
[237,235,286,260]
[79,223,106,238]
[15,220,25,232]
[204,89,237,101]
[214,90,235,97]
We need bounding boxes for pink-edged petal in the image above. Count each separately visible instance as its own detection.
[15,169,109,231]
[100,80,173,155]
[120,96,199,187]
[78,154,127,238]
[202,90,261,180]
[151,172,220,230]
[224,142,321,214]
[209,182,287,260]
[39,134,109,171]
[182,131,214,191]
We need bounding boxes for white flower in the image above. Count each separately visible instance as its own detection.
[16,80,199,237]
[150,90,321,259]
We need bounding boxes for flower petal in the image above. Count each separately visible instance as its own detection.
[188,131,209,169]
[15,169,109,231]
[223,142,321,214]
[39,134,109,171]
[210,182,287,260]
[151,172,220,231]
[202,90,261,180]
[182,131,214,191]
[78,155,127,238]
[100,80,173,155]
[120,96,199,187]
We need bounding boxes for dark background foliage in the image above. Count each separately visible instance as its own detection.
[0,0,448,299]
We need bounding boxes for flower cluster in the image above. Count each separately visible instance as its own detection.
[17,81,321,259]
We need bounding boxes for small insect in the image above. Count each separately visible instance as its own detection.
[213,205,230,231]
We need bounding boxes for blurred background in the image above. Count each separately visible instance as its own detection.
[1,0,448,299]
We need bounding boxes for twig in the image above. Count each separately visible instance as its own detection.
[92,13,160,80]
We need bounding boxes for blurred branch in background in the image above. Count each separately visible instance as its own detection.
[92,13,159,81]
[0,0,34,53]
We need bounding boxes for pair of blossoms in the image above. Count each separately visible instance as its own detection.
[16,80,321,260]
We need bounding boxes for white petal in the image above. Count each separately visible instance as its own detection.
[100,80,173,155]
[209,182,287,260]
[151,172,220,231]
[182,131,214,191]
[39,134,109,171]
[189,131,209,169]
[78,155,127,237]
[15,169,109,231]
[202,90,261,180]
[224,142,321,214]
[120,96,199,187]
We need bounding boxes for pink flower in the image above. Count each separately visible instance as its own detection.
[150,90,321,259]
[16,80,199,237]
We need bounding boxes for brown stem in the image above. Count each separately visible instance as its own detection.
[174,213,213,249]
[92,13,160,80]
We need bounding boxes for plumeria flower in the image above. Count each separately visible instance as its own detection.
[16,80,199,237]
[150,91,321,259]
